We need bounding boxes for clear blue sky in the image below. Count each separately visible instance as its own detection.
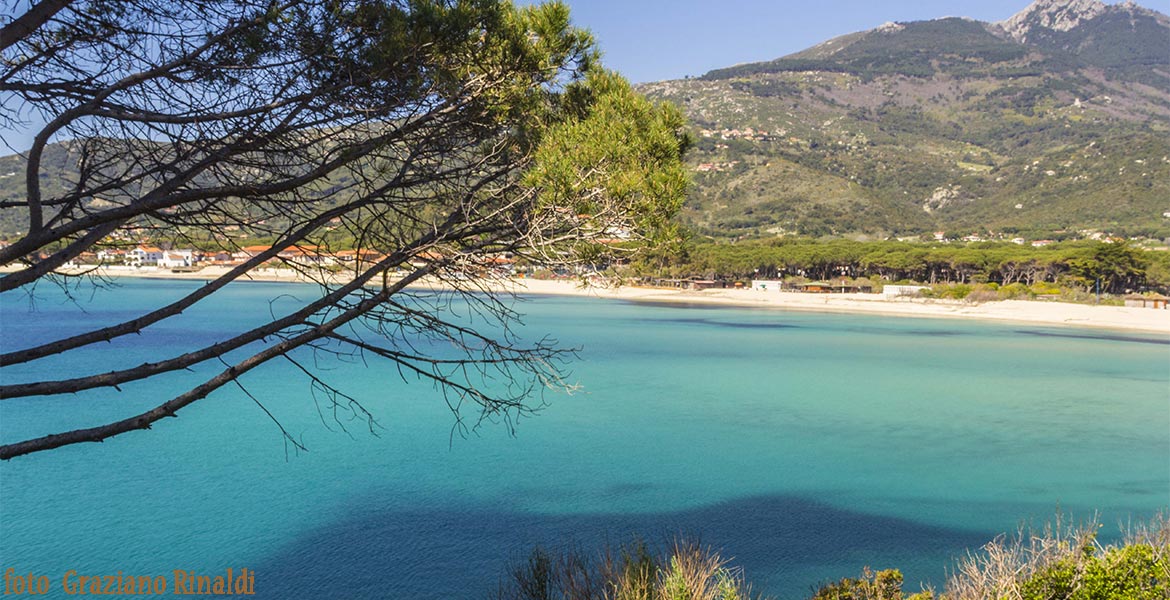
[545,0,1052,82]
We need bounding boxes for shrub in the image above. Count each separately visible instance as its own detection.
[491,538,763,600]
[924,283,973,299]
[810,567,905,600]
[1016,542,1168,600]
[1030,281,1062,296]
[943,513,1169,600]
[997,282,1032,299]
[492,515,1168,600]
[959,286,996,301]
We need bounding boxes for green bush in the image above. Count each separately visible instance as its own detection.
[1030,281,1062,296]
[964,284,1000,303]
[926,283,973,299]
[811,567,905,600]
[943,514,1169,600]
[1018,543,1169,600]
[998,282,1032,299]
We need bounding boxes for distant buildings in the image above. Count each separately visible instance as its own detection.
[81,241,407,270]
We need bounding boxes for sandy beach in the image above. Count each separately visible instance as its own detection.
[476,277,1170,335]
[11,265,1170,334]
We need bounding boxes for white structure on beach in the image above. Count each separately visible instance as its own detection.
[751,280,785,291]
[883,285,929,299]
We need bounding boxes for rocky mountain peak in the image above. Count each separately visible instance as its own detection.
[1000,0,1108,42]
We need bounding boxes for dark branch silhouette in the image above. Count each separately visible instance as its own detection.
[0,0,689,459]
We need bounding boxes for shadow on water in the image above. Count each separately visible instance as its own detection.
[616,316,976,339]
[1014,329,1170,346]
[655,317,800,330]
[618,299,734,310]
[253,495,991,600]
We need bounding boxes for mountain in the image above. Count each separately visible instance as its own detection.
[1001,0,1109,37]
[1001,0,1170,85]
[2,1,1168,242]
[638,0,1170,240]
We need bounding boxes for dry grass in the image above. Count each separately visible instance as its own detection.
[653,540,756,600]
[491,538,765,600]
[491,514,1168,600]
[941,512,1169,600]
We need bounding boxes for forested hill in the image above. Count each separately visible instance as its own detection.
[638,0,1170,241]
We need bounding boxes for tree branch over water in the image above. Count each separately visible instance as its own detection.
[0,0,690,459]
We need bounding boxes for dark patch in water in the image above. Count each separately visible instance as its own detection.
[619,299,731,310]
[1015,330,1170,346]
[834,327,966,338]
[902,330,962,337]
[656,317,799,330]
[253,495,992,600]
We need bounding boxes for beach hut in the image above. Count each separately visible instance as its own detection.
[690,279,722,290]
[797,281,833,293]
[1124,294,1170,309]
[795,281,869,294]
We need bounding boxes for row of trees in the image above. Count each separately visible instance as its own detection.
[637,238,1166,295]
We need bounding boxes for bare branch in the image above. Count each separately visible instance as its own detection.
[0,0,73,51]
[0,0,687,459]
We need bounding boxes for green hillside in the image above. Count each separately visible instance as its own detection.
[638,0,1170,241]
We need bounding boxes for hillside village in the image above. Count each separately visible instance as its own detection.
[34,241,520,276]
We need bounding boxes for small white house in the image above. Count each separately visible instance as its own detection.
[751,279,786,292]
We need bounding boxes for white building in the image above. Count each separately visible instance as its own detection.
[129,246,164,265]
[751,280,785,291]
[159,250,196,268]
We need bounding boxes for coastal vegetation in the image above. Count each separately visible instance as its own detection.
[633,238,1169,297]
[494,514,1170,600]
[492,539,761,600]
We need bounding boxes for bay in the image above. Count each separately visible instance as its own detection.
[1,278,1167,598]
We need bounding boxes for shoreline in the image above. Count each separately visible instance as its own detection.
[11,265,1170,334]
[484,278,1170,335]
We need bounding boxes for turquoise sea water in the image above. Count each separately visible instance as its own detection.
[1,279,1167,599]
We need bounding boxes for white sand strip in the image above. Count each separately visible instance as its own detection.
[8,266,1168,334]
